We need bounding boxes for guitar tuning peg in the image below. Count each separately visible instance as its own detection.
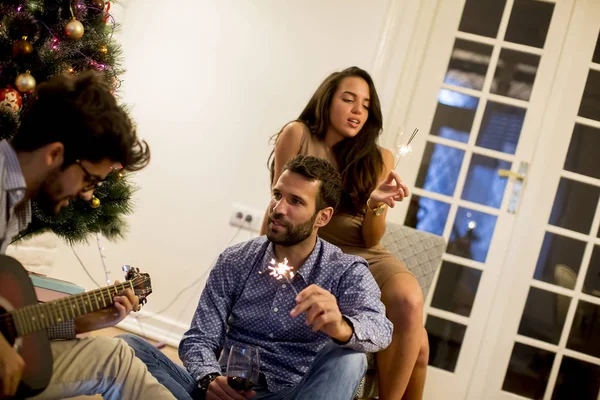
[122,265,131,273]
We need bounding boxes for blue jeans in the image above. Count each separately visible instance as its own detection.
[118,334,366,400]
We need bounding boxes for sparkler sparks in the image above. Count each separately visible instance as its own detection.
[394,128,419,169]
[397,144,413,157]
[267,258,298,295]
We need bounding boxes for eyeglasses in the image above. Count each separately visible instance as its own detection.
[75,160,105,191]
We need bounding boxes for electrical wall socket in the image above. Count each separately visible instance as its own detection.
[229,204,264,232]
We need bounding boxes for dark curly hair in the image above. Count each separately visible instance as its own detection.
[12,70,149,172]
[282,155,342,212]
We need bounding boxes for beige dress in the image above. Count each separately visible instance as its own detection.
[296,127,411,288]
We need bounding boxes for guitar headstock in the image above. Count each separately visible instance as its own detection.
[123,265,152,306]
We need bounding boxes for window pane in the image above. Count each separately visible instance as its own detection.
[444,39,493,91]
[518,287,571,345]
[567,300,600,359]
[583,245,600,298]
[415,142,465,197]
[404,195,451,237]
[491,48,540,101]
[431,89,479,143]
[551,357,600,400]
[578,70,600,122]
[563,124,600,180]
[502,342,554,399]
[534,232,586,290]
[430,261,482,317]
[461,154,511,209]
[459,0,507,39]
[426,315,466,372]
[548,178,600,235]
[476,101,526,155]
[504,0,555,49]
[447,207,498,263]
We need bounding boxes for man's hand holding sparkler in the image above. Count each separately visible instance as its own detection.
[290,284,353,343]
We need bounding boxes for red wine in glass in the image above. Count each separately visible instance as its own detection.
[226,344,260,391]
[227,376,254,391]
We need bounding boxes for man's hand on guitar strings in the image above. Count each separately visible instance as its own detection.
[75,281,140,334]
[112,280,142,318]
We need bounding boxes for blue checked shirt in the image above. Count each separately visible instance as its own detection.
[179,236,393,392]
[0,140,75,340]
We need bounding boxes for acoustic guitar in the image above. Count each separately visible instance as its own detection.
[0,255,152,398]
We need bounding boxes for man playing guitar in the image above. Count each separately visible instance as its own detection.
[0,71,174,399]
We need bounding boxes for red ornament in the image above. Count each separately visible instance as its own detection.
[0,87,23,113]
[104,1,111,24]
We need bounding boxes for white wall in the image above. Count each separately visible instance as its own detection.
[31,0,418,345]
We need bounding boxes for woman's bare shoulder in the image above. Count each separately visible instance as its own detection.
[281,120,308,137]
[377,146,394,163]
[378,146,393,157]
[276,121,309,148]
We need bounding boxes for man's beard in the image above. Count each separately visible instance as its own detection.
[267,212,318,246]
[34,190,62,216]
[35,170,66,216]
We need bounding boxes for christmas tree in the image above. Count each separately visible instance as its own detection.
[0,0,137,244]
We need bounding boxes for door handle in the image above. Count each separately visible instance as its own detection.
[498,169,525,181]
[499,162,529,214]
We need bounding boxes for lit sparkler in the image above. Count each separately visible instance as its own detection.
[394,128,419,170]
[267,258,298,295]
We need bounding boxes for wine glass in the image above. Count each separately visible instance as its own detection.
[226,344,260,391]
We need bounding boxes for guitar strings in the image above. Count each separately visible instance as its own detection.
[2,279,144,328]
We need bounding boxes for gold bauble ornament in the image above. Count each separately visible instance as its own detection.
[65,19,85,40]
[91,0,105,9]
[12,37,33,57]
[14,72,36,93]
[90,197,101,208]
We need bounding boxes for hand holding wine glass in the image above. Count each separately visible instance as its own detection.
[227,344,259,389]
[206,343,260,400]
[206,376,249,400]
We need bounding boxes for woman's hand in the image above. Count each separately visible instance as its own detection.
[368,170,410,209]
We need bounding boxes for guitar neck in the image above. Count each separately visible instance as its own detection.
[11,281,133,338]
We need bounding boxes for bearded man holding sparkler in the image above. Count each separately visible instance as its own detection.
[119,155,392,400]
